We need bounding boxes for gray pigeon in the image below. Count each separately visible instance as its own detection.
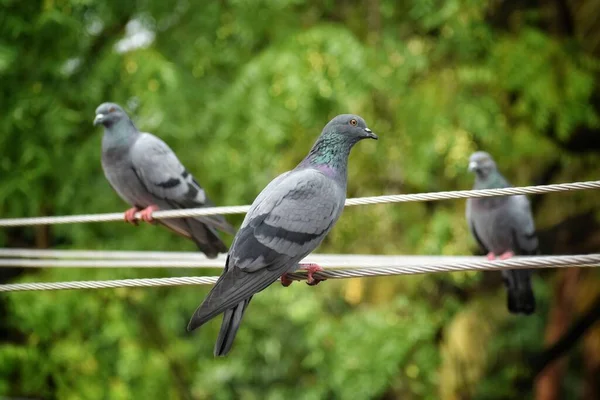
[466,151,537,315]
[94,102,235,258]
[187,114,377,356]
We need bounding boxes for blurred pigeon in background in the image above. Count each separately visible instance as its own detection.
[187,114,378,356]
[466,151,537,315]
[94,102,235,258]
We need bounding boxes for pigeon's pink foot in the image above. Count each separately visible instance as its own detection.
[280,274,294,287]
[139,205,159,223]
[299,263,325,286]
[280,263,326,287]
[124,207,141,225]
[499,251,514,260]
[486,252,496,261]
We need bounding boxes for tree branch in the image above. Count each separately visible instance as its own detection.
[554,0,575,36]
[517,294,600,391]
[532,294,600,376]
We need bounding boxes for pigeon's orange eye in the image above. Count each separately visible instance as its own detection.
[350,119,357,126]
[108,107,116,113]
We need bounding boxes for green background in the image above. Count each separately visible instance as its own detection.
[1,1,599,399]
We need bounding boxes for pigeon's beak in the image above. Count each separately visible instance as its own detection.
[93,114,105,126]
[468,161,478,172]
[363,127,378,140]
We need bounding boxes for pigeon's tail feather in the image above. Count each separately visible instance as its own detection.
[214,298,252,357]
[192,226,228,259]
[161,216,228,259]
[507,287,535,315]
[503,269,536,315]
[155,196,235,258]
[185,217,229,259]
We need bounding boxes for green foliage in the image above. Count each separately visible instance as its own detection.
[1,0,599,399]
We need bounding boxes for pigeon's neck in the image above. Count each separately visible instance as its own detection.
[102,119,139,149]
[473,170,510,190]
[472,171,511,209]
[298,135,354,182]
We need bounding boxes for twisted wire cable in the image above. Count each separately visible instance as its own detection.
[0,180,597,227]
[2,254,598,292]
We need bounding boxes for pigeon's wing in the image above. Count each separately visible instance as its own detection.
[508,195,539,255]
[235,168,342,266]
[188,169,343,329]
[130,133,235,235]
[466,200,488,252]
[239,171,291,228]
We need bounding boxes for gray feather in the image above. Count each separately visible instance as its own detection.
[187,114,377,355]
[96,102,235,258]
[214,298,251,357]
[466,194,538,256]
[466,151,536,314]
[188,169,345,326]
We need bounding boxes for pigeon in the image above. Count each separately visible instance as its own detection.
[94,102,235,258]
[187,114,378,356]
[466,151,537,315]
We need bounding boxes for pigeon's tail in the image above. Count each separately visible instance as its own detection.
[502,269,535,315]
[161,217,229,259]
[214,298,252,357]
[186,217,229,259]
[192,225,229,259]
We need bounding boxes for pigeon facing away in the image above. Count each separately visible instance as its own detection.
[466,151,537,315]
[94,102,235,258]
[187,114,378,356]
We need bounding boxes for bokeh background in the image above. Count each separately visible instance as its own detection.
[1,0,600,399]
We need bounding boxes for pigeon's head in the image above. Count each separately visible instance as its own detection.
[468,151,497,178]
[322,114,378,143]
[94,102,128,128]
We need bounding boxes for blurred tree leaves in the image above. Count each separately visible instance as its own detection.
[1,0,600,399]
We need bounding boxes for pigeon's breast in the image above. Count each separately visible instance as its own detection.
[470,197,514,254]
[102,150,152,208]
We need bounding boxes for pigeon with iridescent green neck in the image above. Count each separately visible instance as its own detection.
[94,102,235,258]
[466,151,537,315]
[187,114,378,356]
